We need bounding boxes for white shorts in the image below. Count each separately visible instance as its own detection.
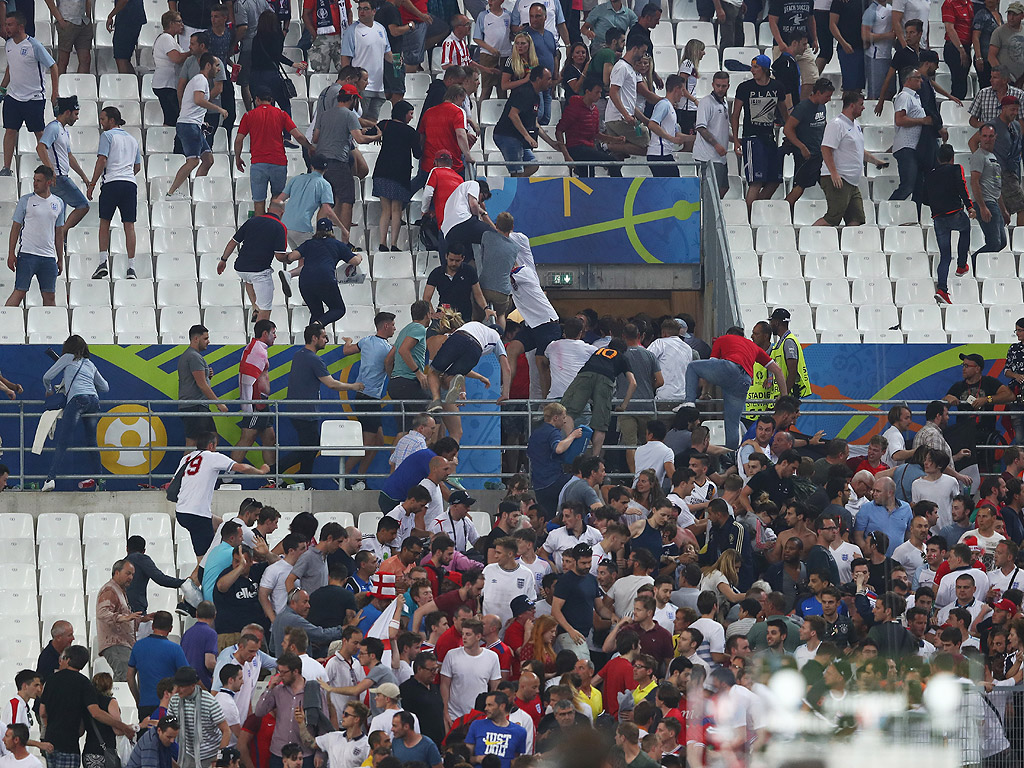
[236,268,274,310]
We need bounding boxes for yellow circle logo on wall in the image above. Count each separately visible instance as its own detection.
[97,405,168,474]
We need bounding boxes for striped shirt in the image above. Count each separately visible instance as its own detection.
[169,690,226,764]
[390,431,427,469]
[440,32,470,68]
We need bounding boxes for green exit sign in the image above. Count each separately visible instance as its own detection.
[550,272,573,286]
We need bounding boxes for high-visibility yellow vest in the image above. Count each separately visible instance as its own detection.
[770,330,811,399]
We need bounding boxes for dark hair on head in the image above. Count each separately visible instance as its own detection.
[14,670,38,690]
[443,64,467,82]
[529,65,550,81]
[904,17,923,31]
[63,645,90,670]
[605,26,625,43]
[842,90,864,107]
[444,84,467,103]
[925,400,948,420]
[766,618,788,636]
[219,663,242,686]
[280,744,302,762]
[431,436,460,456]
[937,143,955,163]
[812,77,835,93]
[304,322,326,344]
[198,52,217,70]
[625,31,649,52]
[61,334,90,359]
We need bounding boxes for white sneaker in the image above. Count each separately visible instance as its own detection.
[41,479,55,492]
[164,189,188,201]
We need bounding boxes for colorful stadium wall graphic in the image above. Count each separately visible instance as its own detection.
[485,177,701,264]
[0,344,500,490]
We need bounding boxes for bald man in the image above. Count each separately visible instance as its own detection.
[419,456,454,520]
[853,476,913,556]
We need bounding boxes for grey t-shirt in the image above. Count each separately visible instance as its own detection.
[235,0,270,49]
[615,345,659,407]
[971,147,1003,201]
[561,476,601,509]
[177,347,212,409]
[478,231,517,294]
[991,23,1024,81]
[366,664,397,715]
[180,56,226,112]
[290,547,329,596]
[315,106,361,163]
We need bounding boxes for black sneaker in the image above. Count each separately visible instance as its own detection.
[92,263,109,279]
[175,601,196,618]
[278,269,292,298]
[126,267,137,279]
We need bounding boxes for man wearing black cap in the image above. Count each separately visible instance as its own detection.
[168,666,231,768]
[37,96,90,232]
[428,489,481,553]
[767,308,810,399]
[281,218,364,328]
[944,353,1014,463]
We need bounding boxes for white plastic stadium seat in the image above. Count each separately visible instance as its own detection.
[808,278,850,306]
[37,512,80,540]
[850,278,894,305]
[755,226,797,253]
[803,253,845,279]
[764,279,806,306]
[759,252,802,278]
[815,306,858,331]
[798,226,840,254]
[889,252,931,278]
[982,279,1024,305]
[894,278,938,305]
[944,305,987,332]
[857,304,900,331]
[840,226,881,252]
[846,252,888,278]
[900,303,943,331]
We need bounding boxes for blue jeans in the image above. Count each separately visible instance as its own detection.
[47,394,101,483]
[684,359,752,450]
[890,146,920,201]
[838,48,865,91]
[493,132,536,174]
[538,87,552,126]
[933,209,970,291]
[974,200,1006,262]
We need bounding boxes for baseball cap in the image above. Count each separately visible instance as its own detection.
[1009,1,1024,12]
[174,667,199,686]
[309,154,328,170]
[370,682,401,699]
[316,217,334,232]
[994,598,1019,616]
[959,352,985,367]
[752,54,772,69]
[769,308,791,322]
[448,489,477,506]
[341,83,360,96]
[511,595,535,618]
[1001,95,1020,107]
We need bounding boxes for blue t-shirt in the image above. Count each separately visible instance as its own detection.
[380,447,435,500]
[203,542,235,601]
[232,213,288,273]
[128,636,189,707]
[552,570,600,636]
[297,236,355,276]
[525,27,557,72]
[853,500,913,557]
[526,422,564,490]
[287,347,330,418]
[356,335,392,398]
[180,621,219,690]
[392,735,442,766]
[357,600,383,635]
[281,173,334,233]
[467,719,528,768]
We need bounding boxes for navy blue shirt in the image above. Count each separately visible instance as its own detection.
[553,570,600,636]
[287,347,330,419]
[380,447,436,500]
[526,422,565,490]
[232,213,288,272]
[297,236,355,275]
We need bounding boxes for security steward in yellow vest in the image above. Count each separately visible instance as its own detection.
[768,308,811,400]
[746,320,778,416]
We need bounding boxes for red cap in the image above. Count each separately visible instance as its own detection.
[1001,95,1020,107]
[994,598,1018,615]
[341,83,361,96]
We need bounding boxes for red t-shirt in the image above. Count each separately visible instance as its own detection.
[237,104,297,166]
[504,617,527,679]
[435,587,478,622]
[400,0,426,25]
[710,334,772,378]
[487,640,514,678]
[420,102,467,171]
[942,0,973,44]
[556,95,599,149]
[598,656,637,719]
[846,458,891,476]
[514,695,543,729]
[434,625,462,662]
[507,342,530,399]
[425,166,463,226]
[242,712,275,768]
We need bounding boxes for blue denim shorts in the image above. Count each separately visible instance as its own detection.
[493,132,536,174]
[53,175,89,210]
[402,20,428,65]
[14,252,58,293]
[249,162,288,202]
[176,122,211,159]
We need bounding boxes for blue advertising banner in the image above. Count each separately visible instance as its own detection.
[0,345,501,491]
[484,177,701,264]
[792,343,1016,446]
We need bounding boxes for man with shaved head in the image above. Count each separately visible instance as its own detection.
[854,475,913,556]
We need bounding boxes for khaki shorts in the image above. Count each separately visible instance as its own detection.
[57,22,92,53]
[618,413,654,447]
[1001,172,1024,214]
[605,119,650,152]
[288,230,313,249]
[820,175,865,226]
[473,288,511,322]
[562,370,615,433]
[773,45,820,85]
